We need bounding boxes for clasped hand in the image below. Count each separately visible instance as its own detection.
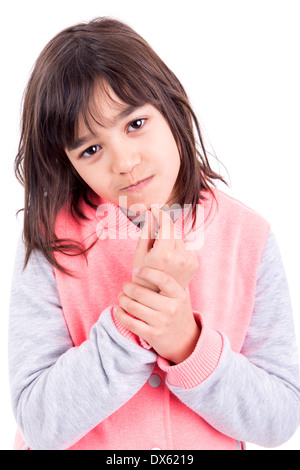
[115,208,201,364]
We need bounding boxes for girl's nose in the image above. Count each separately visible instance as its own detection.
[111,144,142,174]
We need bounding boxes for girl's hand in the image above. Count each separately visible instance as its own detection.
[115,266,201,364]
[132,208,199,291]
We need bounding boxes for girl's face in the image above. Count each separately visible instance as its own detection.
[65,86,181,213]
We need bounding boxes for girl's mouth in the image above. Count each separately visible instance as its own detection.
[121,176,154,192]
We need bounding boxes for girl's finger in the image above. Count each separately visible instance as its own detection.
[151,207,175,250]
[114,306,151,339]
[174,238,187,250]
[133,266,181,299]
[118,291,157,324]
[122,278,171,311]
[134,210,156,257]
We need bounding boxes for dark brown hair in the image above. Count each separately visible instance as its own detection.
[15,17,227,274]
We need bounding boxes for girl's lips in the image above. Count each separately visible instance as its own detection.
[121,176,154,192]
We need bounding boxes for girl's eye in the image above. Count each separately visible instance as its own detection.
[81,145,101,159]
[128,118,146,132]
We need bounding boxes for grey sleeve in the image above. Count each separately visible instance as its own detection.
[8,235,157,450]
[165,231,300,448]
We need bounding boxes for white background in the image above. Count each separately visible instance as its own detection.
[0,0,299,450]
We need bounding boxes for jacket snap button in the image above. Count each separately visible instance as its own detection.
[147,374,162,388]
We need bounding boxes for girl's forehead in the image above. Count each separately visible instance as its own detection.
[83,84,127,127]
[75,83,148,139]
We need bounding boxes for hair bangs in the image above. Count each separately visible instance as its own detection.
[65,74,152,153]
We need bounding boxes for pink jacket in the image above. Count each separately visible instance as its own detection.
[53,188,268,449]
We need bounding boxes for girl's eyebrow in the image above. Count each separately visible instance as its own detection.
[67,104,143,151]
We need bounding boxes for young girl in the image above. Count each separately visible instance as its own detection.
[9,17,300,450]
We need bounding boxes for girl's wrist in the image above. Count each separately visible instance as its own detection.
[167,321,201,365]
[157,313,224,389]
